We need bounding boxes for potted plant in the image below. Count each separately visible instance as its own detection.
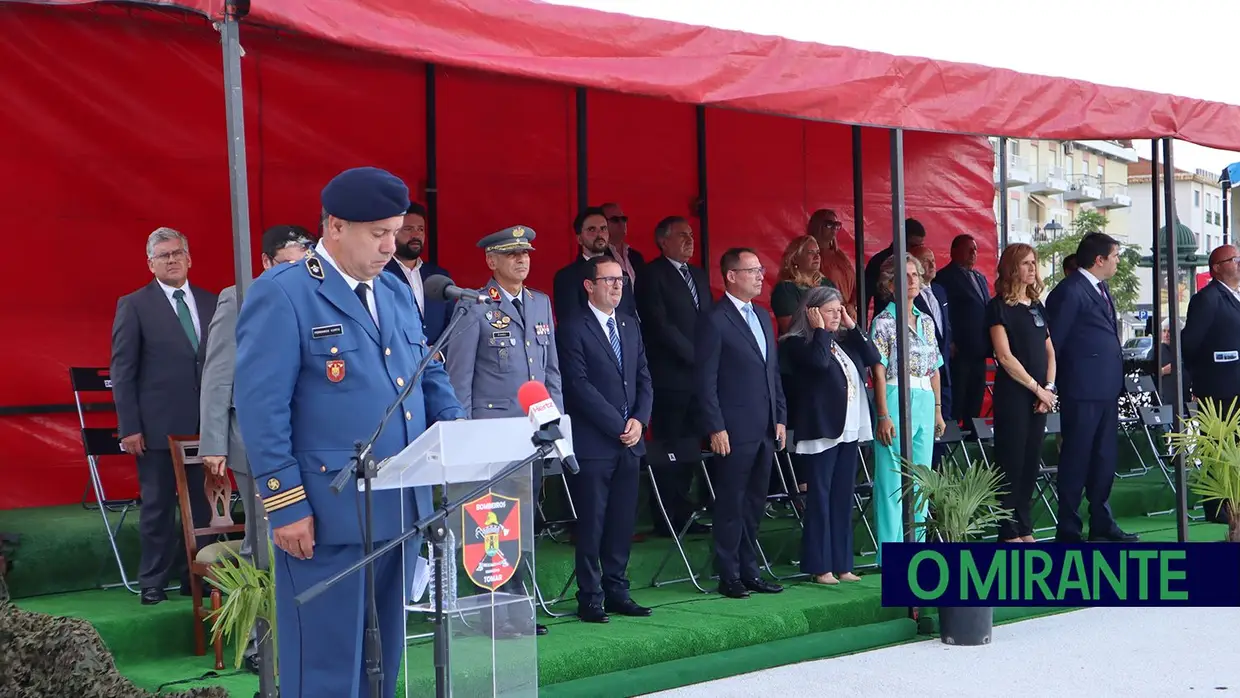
[207,539,278,671]
[901,457,1011,646]
[1166,398,1240,542]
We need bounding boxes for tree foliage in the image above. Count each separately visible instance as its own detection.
[1034,209,1141,312]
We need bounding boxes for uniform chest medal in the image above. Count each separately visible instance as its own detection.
[488,287,501,302]
[535,322,550,336]
[326,359,346,382]
[486,310,511,330]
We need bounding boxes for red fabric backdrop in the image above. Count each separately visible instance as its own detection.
[0,5,994,508]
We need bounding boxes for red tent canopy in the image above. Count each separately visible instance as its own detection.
[42,0,1240,150]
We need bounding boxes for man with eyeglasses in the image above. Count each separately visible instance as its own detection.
[695,248,787,599]
[556,256,654,623]
[1181,244,1240,526]
[198,225,310,666]
[110,226,218,605]
[553,206,638,325]
[601,202,646,284]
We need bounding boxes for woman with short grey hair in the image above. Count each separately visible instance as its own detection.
[778,284,880,584]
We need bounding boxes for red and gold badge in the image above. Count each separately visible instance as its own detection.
[326,359,346,383]
[488,286,501,302]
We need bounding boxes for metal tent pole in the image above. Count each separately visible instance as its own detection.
[696,106,710,275]
[890,128,914,621]
[852,126,866,329]
[1150,142,1162,387]
[997,138,1009,250]
[1160,138,1189,543]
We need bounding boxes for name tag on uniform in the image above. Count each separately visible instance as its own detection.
[312,324,344,339]
[491,331,511,339]
[1214,351,1239,363]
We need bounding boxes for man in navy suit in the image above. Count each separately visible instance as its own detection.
[1181,244,1240,525]
[936,233,990,422]
[553,206,638,323]
[558,256,654,623]
[1046,232,1138,543]
[696,248,787,599]
[911,245,954,424]
[383,202,453,344]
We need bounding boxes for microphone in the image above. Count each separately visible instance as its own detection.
[424,275,492,304]
[517,380,579,475]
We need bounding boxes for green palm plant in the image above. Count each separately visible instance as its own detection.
[1165,397,1240,542]
[206,539,278,671]
[900,458,1012,543]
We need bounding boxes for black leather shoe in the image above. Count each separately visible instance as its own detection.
[717,579,750,599]
[743,578,783,594]
[1089,528,1139,543]
[606,598,652,617]
[536,624,549,636]
[578,604,610,623]
[140,587,167,605]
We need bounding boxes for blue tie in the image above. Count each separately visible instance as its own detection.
[607,317,629,419]
[743,304,767,360]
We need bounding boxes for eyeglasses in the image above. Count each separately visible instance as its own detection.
[735,266,766,276]
[592,276,625,286]
[150,249,187,263]
[1030,306,1045,328]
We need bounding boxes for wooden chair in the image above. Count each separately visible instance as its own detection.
[168,434,245,670]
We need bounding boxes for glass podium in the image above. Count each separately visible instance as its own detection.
[371,415,572,697]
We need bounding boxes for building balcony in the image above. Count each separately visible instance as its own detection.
[1007,218,1033,244]
[994,154,1032,188]
[1025,165,1070,195]
[1063,175,1103,203]
[1094,183,1132,210]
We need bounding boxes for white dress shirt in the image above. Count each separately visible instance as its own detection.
[157,278,201,338]
[794,346,873,455]
[315,241,378,327]
[393,258,426,313]
[588,300,618,338]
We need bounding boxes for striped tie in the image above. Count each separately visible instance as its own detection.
[680,264,700,308]
[607,317,629,419]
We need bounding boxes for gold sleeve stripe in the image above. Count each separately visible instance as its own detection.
[263,486,307,512]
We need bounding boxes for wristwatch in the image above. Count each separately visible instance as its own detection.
[1044,382,1057,394]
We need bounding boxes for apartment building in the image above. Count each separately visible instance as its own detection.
[1127,159,1225,307]
[992,138,1139,248]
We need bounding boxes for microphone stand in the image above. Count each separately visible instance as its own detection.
[301,427,564,698]
[324,299,478,698]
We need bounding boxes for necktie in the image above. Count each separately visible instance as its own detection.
[172,289,198,351]
[743,304,768,360]
[972,270,989,300]
[680,264,700,309]
[512,296,524,321]
[1098,282,1115,315]
[354,283,376,326]
[607,317,629,419]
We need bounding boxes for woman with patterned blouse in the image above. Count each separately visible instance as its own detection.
[869,253,946,565]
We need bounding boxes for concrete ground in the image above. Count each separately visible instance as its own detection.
[643,607,1240,697]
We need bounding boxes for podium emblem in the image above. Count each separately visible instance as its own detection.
[462,492,521,591]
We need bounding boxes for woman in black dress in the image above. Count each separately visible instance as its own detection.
[987,243,1058,543]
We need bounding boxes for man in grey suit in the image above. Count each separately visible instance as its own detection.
[200,226,312,558]
[110,227,219,605]
[444,225,562,636]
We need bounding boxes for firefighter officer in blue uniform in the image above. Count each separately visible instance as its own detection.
[444,225,563,636]
[234,167,465,698]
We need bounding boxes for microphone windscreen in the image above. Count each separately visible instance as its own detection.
[517,380,551,413]
[423,274,454,301]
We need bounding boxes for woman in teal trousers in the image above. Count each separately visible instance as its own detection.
[869,253,945,566]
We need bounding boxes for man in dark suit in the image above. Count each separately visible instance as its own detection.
[553,206,638,323]
[864,218,926,318]
[696,247,787,598]
[110,226,218,604]
[1046,232,1138,543]
[1181,244,1240,525]
[558,256,654,623]
[635,216,712,536]
[911,245,954,464]
[936,233,990,422]
[383,202,453,344]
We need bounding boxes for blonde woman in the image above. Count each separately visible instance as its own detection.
[987,243,1056,543]
[870,253,945,565]
[772,235,836,334]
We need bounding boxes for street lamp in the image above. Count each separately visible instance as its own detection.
[1044,220,1063,237]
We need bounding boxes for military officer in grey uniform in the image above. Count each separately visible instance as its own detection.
[445,225,563,636]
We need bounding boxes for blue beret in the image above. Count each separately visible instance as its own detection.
[320,167,410,223]
[478,226,537,254]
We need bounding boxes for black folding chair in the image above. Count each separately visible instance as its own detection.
[649,443,717,593]
[1138,404,1204,520]
[1117,375,1159,478]
[1031,412,1062,539]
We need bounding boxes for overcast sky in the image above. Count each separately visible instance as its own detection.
[547,0,1239,175]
